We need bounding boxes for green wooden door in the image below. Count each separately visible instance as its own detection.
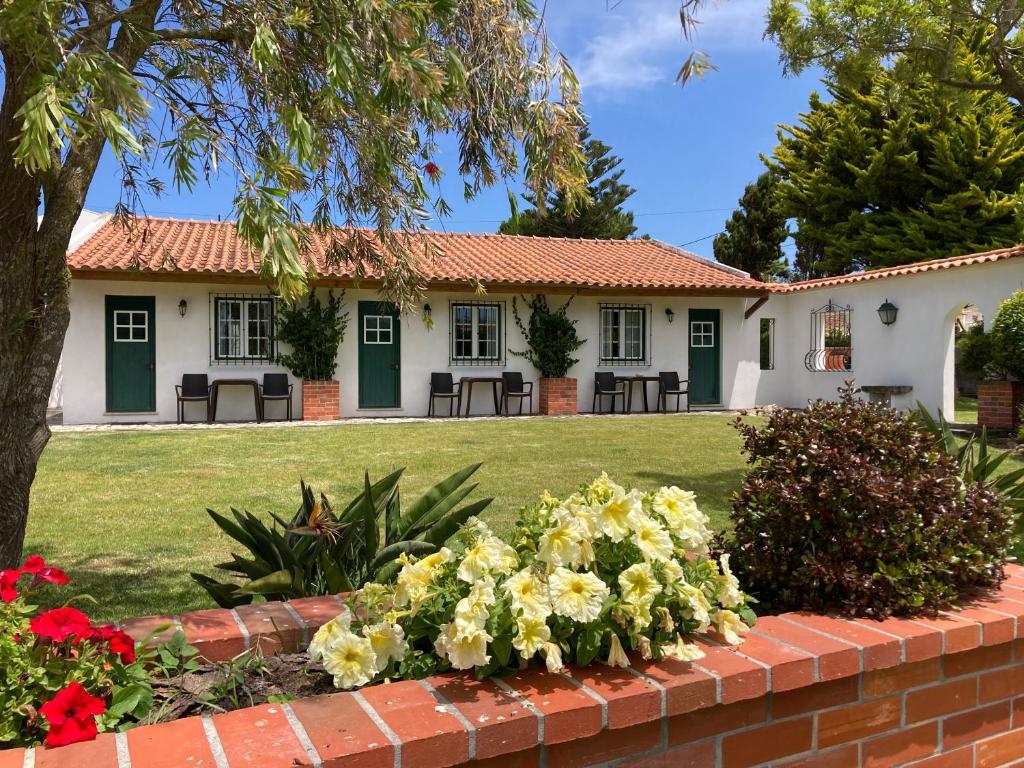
[105,295,156,412]
[688,309,721,405]
[358,301,401,408]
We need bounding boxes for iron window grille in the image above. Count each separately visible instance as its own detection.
[760,318,775,371]
[210,293,277,365]
[805,301,852,372]
[448,300,506,366]
[599,304,651,366]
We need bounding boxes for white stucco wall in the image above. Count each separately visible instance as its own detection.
[60,279,768,424]
[751,259,1024,415]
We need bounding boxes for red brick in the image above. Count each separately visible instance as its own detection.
[669,698,767,746]
[211,704,307,766]
[180,608,246,661]
[862,658,941,698]
[120,613,179,646]
[290,692,394,768]
[616,739,717,768]
[904,746,974,768]
[945,642,1013,678]
[754,616,860,681]
[469,748,541,768]
[775,745,860,768]
[817,696,901,748]
[546,720,659,768]
[907,678,978,723]
[34,732,118,768]
[909,614,982,655]
[980,664,1024,703]
[568,665,661,730]
[977,726,1024,767]
[944,606,1016,647]
[725,632,815,691]
[631,655,718,716]
[691,638,768,704]
[772,676,859,719]
[359,680,469,767]
[721,717,813,768]
[972,594,1024,638]
[0,749,26,768]
[779,614,901,671]
[126,715,218,767]
[287,595,345,633]
[429,674,539,759]
[862,721,938,768]
[854,615,943,663]
[943,700,1012,750]
[501,667,603,745]
[235,601,304,655]
[1014,695,1024,728]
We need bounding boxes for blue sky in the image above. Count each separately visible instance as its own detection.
[83,0,822,262]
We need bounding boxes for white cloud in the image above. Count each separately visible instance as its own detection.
[557,0,771,96]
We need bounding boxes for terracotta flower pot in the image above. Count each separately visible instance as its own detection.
[538,377,577,415]
[302,380,340,421]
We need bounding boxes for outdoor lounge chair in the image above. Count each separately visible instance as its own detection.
[657,371,690,412]
[592,371,625,414]
[259,373,293,421]
[175,373,211,423]
[428,372,462,417]
[501,371,533,415]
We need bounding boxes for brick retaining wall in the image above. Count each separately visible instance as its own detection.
[10,568,1024,767]
[977,380,1023,431]
[538,377,578,415]
[302,379,340,421]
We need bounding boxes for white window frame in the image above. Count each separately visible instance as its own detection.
[113,310,148,343]
[363,314,394,345]
[449,302,504,364]
[212,296,275,363]
[600,305,649,365]
[690,320,715,348]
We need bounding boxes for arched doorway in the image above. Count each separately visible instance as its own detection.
[949,304,985,424]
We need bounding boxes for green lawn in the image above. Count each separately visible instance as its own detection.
[955,394,978,424]
[27,415,751,622]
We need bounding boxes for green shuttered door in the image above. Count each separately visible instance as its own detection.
[358,301,401,408]
[106,295,156,412]
[688,308,721,406]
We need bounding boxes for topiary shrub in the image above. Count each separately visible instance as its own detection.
[992,289,1024,380]
[723,384,1015,617]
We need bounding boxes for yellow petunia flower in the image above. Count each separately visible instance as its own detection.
[548,567,610,623]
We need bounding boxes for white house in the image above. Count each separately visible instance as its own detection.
[54,213,1024,424]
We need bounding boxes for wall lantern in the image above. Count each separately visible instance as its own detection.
[876,299,898,326]
[665,307,675,323]
[423,303,432,320]
[178,299,188,318]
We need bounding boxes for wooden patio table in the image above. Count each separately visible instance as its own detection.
[459,376,503,417]
[209,378,262,423]
[614,374,662,413]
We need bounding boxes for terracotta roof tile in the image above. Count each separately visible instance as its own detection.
[778,245,1024,292]
[67,217,768,293]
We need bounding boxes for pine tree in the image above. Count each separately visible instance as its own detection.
[500,128,639,239]
[713,172,790,281]
[768,44,1024,278]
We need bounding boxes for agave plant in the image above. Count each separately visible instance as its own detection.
[191,464,492,607]
[916,404,1024,516]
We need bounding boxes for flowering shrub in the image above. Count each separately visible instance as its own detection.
[0,557,153,749]
[308,475,755,689]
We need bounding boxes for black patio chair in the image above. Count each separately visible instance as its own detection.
[175,373,211,423]
[260,373,293,421]
[592,371,625,414]
[428,372,462,417]
[658,371,690,413]
[501,371,533,415]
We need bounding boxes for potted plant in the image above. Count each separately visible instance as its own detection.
[959,290,1024,430]
[276,290,348,420]
[511,295,585,415]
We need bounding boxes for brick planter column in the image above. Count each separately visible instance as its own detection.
[302,380,340,421]
[538,377,577,415]
[977,380,1024,430]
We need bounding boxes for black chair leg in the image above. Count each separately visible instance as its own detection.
[449,397,454,417]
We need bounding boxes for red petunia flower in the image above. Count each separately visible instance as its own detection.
[30,607,94,643]
[0,569,21,602]
[22,555,70,586]
[40,682,106,748]
[107,630,137,664]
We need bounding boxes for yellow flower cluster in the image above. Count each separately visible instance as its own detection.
[311,475,752,691]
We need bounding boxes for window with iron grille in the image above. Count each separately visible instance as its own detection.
[805,301,852,372]
[211,295,276,364]
[760,318,775,371]
[599,304,650,365]
[449,301,505,365]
